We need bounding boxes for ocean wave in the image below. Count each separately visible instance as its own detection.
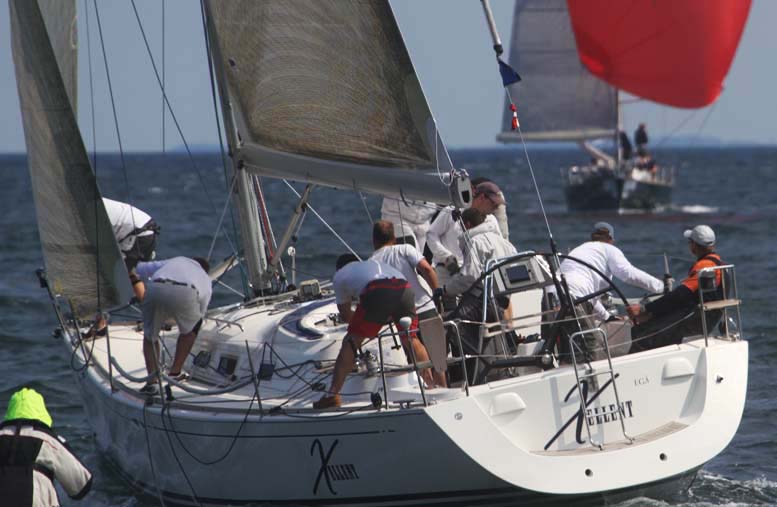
[675,204,720,214]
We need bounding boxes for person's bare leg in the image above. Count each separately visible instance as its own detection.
[327,333,364,395]
[410,337,436,388]
[143,340,161,376]
[169,331,196,375]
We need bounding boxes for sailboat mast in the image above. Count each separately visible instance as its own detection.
[202,4,273,296]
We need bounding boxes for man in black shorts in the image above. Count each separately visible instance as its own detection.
[313,254,435,409]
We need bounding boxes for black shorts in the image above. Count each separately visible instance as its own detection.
[348,279,417,340]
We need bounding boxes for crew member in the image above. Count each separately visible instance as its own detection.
[628,225,724,352]
[634,123,649,156]
[444,208,518,381]
[0,388,92,506]
[103,197,160,271]
[619,130,633,160]
[559,222,664,360]
[427,181,506,309]
[135,256,212,394]
[561,222,664,324]
[370,220,447,387]
[380,197,437,253]
[313,256,436,409]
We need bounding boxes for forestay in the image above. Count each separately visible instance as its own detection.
[10,0,132,317]
[204,0,469,207]
[498,0,616,143]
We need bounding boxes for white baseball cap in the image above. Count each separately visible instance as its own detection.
[683,225,715,247]
[593,221,614,240]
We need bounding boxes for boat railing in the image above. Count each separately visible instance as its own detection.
[697,264,741,346]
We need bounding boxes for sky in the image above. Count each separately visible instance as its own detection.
[0,0,775,153]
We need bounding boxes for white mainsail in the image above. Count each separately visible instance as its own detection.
[204,0,470,207]
[497,0,617,142]
[10,0,132,317]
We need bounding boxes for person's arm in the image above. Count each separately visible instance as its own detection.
[134,260,167,280]
[337,302,354,323]
[426,210,455,262]
[444,247,480,296]
[494,199,509,240]
[42,434,93,500]
[608,246,664,293]
[416,258,439,290]
[591,299,612,323]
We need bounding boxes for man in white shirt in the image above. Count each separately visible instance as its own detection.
[559,222,663,360]
[560,222,663,323]
[135,256,213,393]
[380,197,437,253]
[103,198,159,270]
[427,181,506,309]
[313,256,436,409]
[370,220,447,387]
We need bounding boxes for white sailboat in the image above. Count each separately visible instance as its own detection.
[11,1,748,506]
[496,0,750,212]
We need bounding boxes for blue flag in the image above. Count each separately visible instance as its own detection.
[498,58,521,87]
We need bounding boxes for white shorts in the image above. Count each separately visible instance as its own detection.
[142,280,202,342]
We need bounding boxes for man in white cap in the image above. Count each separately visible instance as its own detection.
[628,225,723,351]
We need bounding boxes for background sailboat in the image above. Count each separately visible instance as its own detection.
[497,0,751,212]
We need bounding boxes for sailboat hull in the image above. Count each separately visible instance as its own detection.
[68,333,747,506]
[563,168,673,212]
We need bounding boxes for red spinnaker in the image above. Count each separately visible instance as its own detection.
[566,0,751,108]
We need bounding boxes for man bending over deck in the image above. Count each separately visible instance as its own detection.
[313,255,436,410]
[136,256,212,394]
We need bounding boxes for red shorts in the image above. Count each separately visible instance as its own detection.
[348,278,417,343]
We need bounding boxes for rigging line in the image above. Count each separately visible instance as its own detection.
[83,0,97,169]
[161,0,165,154]
[282,180,361,260]
[161,394,257,467]
[688,101,718,147]
[653,108,700,149]
[128,0,239,257]
[358,192,374,225]
[158,407,203,507]
[142,405,169,507]
[207,173,239,262]
[508,90,554,241]
[92,1,133,210]
[83,0,103,313]
[197,0,248,293]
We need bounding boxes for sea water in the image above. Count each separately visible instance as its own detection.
[1,146,775,506]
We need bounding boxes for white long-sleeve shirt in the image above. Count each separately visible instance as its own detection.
[426,207,500,266]
[560,241,663,322]
[445,219,518,296]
